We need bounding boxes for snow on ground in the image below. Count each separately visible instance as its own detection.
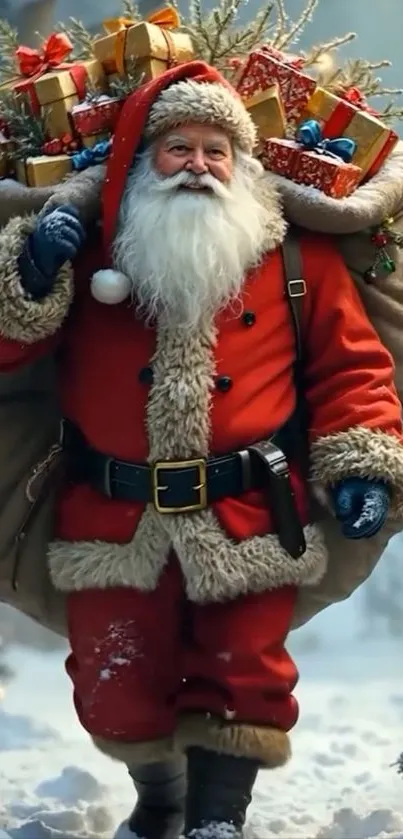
[0,541,403,839]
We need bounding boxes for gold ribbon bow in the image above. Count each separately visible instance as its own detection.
[102,5,180,74]
[103,5,180,34]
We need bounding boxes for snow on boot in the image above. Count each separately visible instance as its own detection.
[128,757,187,839]
[187,822,241,838]
[184,747,259,838]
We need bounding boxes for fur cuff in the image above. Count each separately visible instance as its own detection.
[92,734,178,764]
[176,713,291,768]
[310,426,403,515]
[0,215,73,343]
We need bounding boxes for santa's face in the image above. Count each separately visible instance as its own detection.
[113,121,270,329]
[153,123,234,186]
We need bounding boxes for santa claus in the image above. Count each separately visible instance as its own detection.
[1,61,403,838]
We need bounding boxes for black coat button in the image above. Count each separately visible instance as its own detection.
[216,375,233,392]
[138,366,154,384]
[242,310,256,326]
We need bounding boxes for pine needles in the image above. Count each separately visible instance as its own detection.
[108,58,146,98]
[55,17,98,60]
[121,0,141,21]
[0,92,46,159]
[0,19,19,82]
[323,58,403,122]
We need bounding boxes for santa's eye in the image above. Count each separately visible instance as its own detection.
[169,144,189,153]
[208,148,226,158]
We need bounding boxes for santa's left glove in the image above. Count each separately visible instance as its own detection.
[331,477,390,539]
[18,205,86,300]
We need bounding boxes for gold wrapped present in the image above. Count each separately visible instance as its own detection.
[304,87,399,179]
[244,84,286,147]
[94,6,194,81]
[16,154,72,187]
[32,59,105,139]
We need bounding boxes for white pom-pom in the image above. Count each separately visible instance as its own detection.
[91,269,132,305]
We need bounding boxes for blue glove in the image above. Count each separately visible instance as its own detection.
[331,477,390,539]
[18,205,86,300]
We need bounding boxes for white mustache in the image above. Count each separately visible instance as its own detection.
[151,168,231,199]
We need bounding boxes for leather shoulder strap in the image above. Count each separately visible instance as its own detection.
[280,226,307,396]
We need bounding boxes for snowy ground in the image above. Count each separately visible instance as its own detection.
[0,541,402,839]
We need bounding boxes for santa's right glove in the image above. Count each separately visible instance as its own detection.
[18,205,86,300]
[331,476,389,539]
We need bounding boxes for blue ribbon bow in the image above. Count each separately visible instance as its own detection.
[71,138,113,172]
[296,119,357,163]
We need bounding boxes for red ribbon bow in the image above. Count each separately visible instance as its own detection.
[341,86,379,117]
[15,32,73,78]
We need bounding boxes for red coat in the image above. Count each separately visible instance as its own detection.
[1,230,402,602]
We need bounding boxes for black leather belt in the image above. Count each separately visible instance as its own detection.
[61,412,307,558]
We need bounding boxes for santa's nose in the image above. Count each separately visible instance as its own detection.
[185,149,209,174]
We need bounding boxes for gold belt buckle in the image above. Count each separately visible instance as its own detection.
[152,459,207,514]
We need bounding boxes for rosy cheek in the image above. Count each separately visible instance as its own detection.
[155,154,177,176]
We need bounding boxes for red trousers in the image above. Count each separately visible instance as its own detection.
[66,560,299,745]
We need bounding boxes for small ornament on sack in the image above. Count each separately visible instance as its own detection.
[364,217,403,282]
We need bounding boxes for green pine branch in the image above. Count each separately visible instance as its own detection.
[0,18,19,83]
[121,0,141,20]
[55,17,99,60]
[0,92,47,159]
[108,57,145,97]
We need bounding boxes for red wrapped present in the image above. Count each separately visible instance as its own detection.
[235,47,316,124]
[42,134,78,155]
[261,136,362,199]
[304,86,399,180]
[71,96,123,137]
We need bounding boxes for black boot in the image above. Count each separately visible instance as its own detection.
[185,747,259,838]
[128,757,187,839]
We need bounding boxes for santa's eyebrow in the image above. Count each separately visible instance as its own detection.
[163,132,229,150]
[164,133,191,145]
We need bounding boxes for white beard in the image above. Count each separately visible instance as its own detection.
[113,148,272,329]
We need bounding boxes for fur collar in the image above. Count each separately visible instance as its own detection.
[256,172,287,251]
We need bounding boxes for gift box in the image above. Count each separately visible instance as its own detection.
[94,7,194,81]
[32,59,105,139]
[261,137,362,199]
[235,47,316,124]
[244,84,286,146]
[71,96,123,138]
[15,154,72,187]
[304,87,399,179]
[2,33,106,140]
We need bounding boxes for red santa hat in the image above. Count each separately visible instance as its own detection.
[102,60,257,258]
